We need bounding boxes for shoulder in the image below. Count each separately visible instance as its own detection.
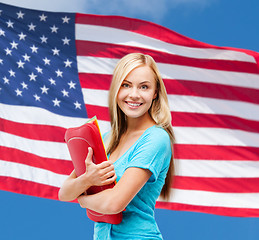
[143,126,170,144]
[134,126,171,154]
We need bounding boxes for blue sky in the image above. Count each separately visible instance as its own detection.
[1,0,259,239]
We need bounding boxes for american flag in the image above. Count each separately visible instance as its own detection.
[1,3,259,217]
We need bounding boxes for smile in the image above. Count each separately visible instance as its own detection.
[126,101,142,107]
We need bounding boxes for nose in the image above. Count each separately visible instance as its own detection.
[128,87,140,99]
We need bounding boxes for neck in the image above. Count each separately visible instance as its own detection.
[126,113,155,132]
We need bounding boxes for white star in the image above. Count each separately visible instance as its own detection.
[61,89,69,97]
[0,10,2,16]
[33,94,41,101]
[10,41,18,49]
[74,101,81,109]
[23,54,31,62]
[41,85,49,94]
[0,59,3,64]
[17,11,25,19]
[15,88,22,96]
[64,59,72,67]
[40,35,48,43]
[50,25,58,33]
[55,69,63,77]
[3,76,10,84]
[9,69,15,77]
[18,32,27,40]
[0,29,5,36]
[62,16,70,23]
[43,57,50,65]
[29,72,37,81]
[17,60,25,68]
[21,82,28,89]
[28,23,36,31]
[5,48,12,56]
[68,81,76,89]
[52,47,60,55]
[49,78,56,85]
[52,98,61,107]
[6,20,14,28]
[39,13,47,21]
[30,45,38,53]
[35,66,43,74]
[62,37,71,45]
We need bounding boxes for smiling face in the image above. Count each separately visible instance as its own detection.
[117,65,157,121]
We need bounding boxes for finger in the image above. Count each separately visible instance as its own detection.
[85,147,93,164]
[98,160,113,169]
[102,170,116,180]
[102,174,117,185]
[100,164,115,175]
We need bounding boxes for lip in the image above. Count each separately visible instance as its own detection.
[125,101,143,109]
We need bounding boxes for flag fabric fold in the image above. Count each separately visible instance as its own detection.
[1,2,259,217]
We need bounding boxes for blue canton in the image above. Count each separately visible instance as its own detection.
[0,3,87,118]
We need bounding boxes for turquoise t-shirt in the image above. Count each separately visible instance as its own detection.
[94,126,172,240]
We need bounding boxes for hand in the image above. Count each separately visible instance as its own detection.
[78,147,117,187]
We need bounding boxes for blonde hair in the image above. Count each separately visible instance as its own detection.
[106,53,175,200]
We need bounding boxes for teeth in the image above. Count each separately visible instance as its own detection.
[127,102,141,107]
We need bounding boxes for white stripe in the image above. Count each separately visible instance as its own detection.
[0,160,67,188]
[83,89,109,107]
[0,131,71,160]
[77,56,117,75]
[175,159,259,178]
[0,127,112,161]
[168,95,259,121]
[0,103,87,128]
[159,189,259,209]
[76,24,256,63]
[173,127,259,147]
[0,103,110,134]
[77,56,259,89]
[3,121,258,154]
[82,88,259,121]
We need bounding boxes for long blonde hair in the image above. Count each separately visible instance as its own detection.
[106,53,175,200]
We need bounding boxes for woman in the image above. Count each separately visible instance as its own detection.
[59,53,175,239]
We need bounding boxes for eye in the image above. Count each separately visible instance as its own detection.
[121,83,130,88]
[140,85,148,90]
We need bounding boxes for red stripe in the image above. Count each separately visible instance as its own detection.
[83,100,259,133]
[79,73,111,90]
[75,14,212,48]
[173,176,259,193]
[79,73,259,104]
[156,202,259,217]
[75,14,259,65]
[75,14,235,50]
[172,112,259,133]
[0,176,60,200]
[85,104,110,121]
[1,146,73,175]
[174,144,259,161]
[0,118,66,142]
[76,40,259,74]
[165,79,259,104]
[3,176,259,217]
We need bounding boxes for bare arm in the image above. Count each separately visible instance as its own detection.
[77,167,152,214]
[58,148,117,202]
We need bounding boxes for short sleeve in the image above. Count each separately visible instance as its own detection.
[125,127,171,182]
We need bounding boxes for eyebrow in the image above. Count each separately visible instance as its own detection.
[123,79,151,84]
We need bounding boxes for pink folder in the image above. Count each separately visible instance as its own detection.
[64,117,122,224]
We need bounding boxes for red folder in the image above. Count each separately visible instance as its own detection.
[64,116,122,224]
